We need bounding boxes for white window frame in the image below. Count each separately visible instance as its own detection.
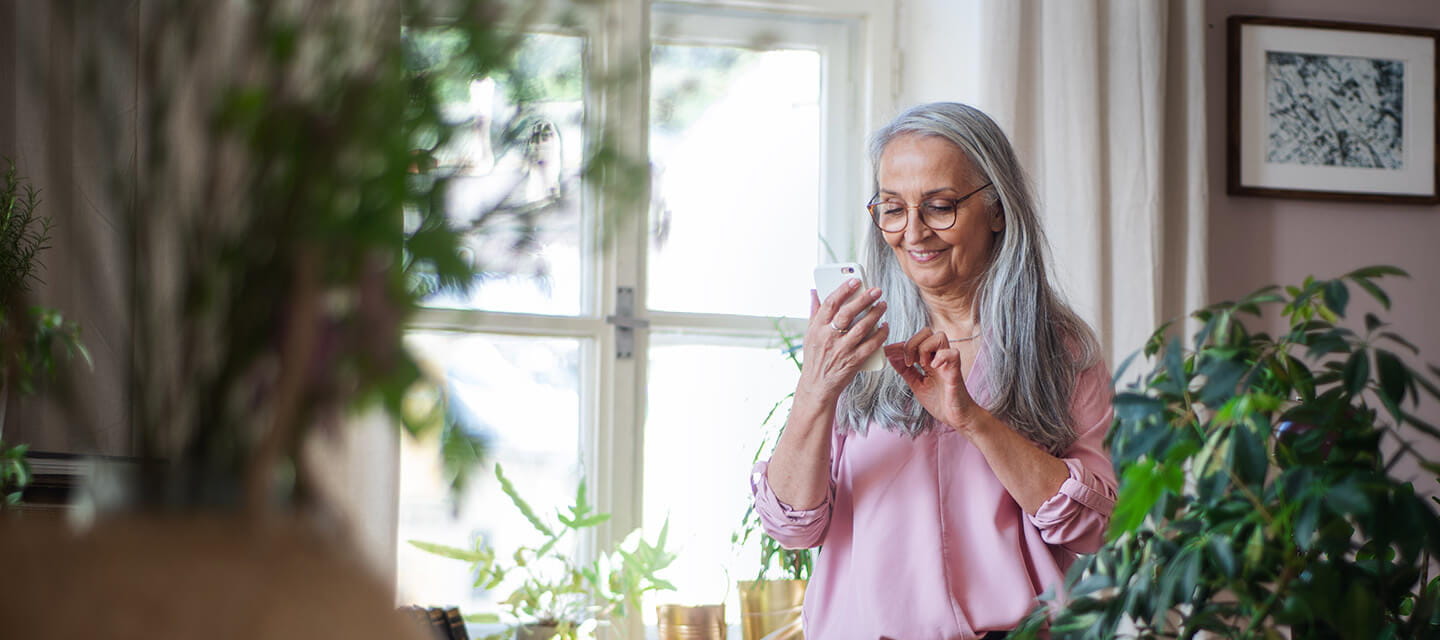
[403,0,897,628]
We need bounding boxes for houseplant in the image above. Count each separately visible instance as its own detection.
[0,159,90,505]
[732,328,811,640]
[0,1,641,638]
[411,463,677,640]
[1012,266,1440,639]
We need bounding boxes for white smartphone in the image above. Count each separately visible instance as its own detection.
[813,262,885,371]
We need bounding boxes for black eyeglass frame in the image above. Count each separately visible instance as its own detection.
[866,181,994,232]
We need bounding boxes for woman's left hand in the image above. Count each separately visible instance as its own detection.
[883,328,981,432]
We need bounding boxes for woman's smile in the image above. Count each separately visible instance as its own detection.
[905,247,949,263]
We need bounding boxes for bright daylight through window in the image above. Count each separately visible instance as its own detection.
[395,0,873,630]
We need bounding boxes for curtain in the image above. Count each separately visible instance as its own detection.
[976,0,1208,369]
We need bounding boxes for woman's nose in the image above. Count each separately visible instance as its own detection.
[903,209,930,243]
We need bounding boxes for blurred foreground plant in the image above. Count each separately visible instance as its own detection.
[0,160,90,508]
[1014,266,1440,639]
[0,161,90,403]
[58,0,642,512]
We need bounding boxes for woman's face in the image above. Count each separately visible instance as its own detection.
[875,134,1003,296]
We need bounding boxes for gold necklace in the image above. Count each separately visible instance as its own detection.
[948,332,981,343]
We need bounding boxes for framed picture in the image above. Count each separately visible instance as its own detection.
[1228,16,1440,204]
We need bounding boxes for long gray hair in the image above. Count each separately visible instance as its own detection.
[837,102,1100,455]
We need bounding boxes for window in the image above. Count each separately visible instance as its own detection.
[395,0,895,628]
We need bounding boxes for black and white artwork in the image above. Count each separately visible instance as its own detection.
[1265,51,1405,169]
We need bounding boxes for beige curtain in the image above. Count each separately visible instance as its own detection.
[977,0,1208,368]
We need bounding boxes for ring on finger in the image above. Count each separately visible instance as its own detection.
[829,320,849,334]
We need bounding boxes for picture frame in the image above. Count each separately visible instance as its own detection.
[1227,16,1440,204]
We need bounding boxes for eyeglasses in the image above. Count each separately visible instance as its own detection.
[866,182,993,233]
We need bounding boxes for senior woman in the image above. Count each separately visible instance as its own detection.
[750,102,1117,639]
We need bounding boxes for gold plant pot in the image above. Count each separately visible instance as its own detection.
[738,579,805,640]
[657,604,726,640]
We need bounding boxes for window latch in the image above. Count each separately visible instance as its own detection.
[605,286,649,359]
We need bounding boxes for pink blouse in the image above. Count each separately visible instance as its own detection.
[750,345,1117,639]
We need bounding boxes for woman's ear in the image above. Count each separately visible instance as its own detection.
[990,206,1005,233]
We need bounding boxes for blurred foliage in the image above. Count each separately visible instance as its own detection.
[733,325,813,582]
[1013,266,1440,639]
[0,161,91,399]
[0,160,91,511]
[0,161,49,306]
[410,463,675,640]
[650,45,752,135]
[59,0,640,510]
[0,442,29,507]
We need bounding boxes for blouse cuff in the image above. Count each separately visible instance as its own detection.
[750,460,828,525]
[1029,458,1116,527]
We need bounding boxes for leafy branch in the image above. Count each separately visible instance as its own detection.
[410,463,675,640]
[1016,266,1440,639]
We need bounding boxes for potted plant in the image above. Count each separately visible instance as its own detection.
[411,463,677,640]
[1012,266,1440,639]
[731,328,810,640]
[0,1,638,638]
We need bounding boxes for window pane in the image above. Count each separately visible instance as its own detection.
[642,338,802,622]
[407,29,586,315]
[396,332,584,615]
[647,46,820,318]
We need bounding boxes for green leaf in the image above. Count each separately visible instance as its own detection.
[1375,350,1409,409]
[1343,350,1370,398]
[1306,334,1352,359]
[1112,350,1141,387]
[463,613,502,623]
[1209,535,1238,578]
[1115,417,1174,464]
[1346,265,1408,280]
[495,463,555,538]
[1198,358,1246,407]
[1239,286,1285,308]
[1109,460,1165,538]
[1323,280,1350,317]
[1285,353,1317,401]
[1328,481,1370,517]
[1365,313,1383,333]
[1295,497,1321,550]
[1163,338,1186,390]
[1352,277,1392,310]
[1244,525,1266,568]
[1339,581,1382,639]
[1113,393,1165,427]
[1233,422,1269,487]
[568,514,611,529]
[1379,332,1419,355]
[1402,411,1440,440]
[408,539,489,562]
[575,478,590,516]
[1144,321,1175,357]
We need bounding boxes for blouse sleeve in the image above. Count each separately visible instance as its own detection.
[748,427,845,550]
[749,460,833,549]
[1025,361,1119,553]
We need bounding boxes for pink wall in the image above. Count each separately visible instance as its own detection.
[1205,0,1440,437]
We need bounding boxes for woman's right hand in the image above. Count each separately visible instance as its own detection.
[799,278,888,400]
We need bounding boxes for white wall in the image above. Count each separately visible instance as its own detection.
[896,0,985,112]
